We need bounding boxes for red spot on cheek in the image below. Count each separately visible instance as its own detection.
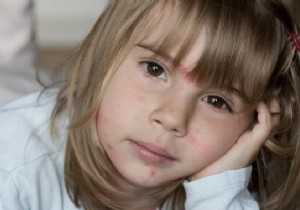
[98,110,104,126]
[187,133,198,146]
[137,96,145,102]
[97,109,109,127]
[107,144,114,151]
[186,132,215,162]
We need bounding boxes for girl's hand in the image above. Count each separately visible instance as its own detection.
[189,100,280,180]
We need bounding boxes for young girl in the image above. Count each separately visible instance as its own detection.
[0,0,300,209]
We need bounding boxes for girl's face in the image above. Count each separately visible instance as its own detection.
[97,22,253,188]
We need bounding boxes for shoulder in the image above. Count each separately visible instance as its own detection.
[0,90,57,126]
[0,91,78,210]
[0,89,57,120]
[0,89,67,172]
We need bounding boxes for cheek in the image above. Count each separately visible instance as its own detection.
[97,108,110,138]
[101,142,124,170]
[97,109,104,127]
[97,108,109,128]
[185,117,249,164]
[185,132,221,164]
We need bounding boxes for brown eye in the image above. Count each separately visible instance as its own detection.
[202,95,232,112]
[144,62,166,78]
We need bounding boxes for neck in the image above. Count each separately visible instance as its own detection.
[110,174,162,210]
[127,202,158,210]
[120,191,160,210]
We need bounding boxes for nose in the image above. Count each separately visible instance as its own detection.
[149,97,191,137]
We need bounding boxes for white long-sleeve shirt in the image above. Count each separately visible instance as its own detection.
[0,91,259,210]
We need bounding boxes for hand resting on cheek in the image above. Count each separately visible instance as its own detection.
[189,99,280,180]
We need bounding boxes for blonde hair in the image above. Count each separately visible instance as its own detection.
[49,0,300,209]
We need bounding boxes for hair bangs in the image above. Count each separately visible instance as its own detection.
[182,0,286,106]
[135,1,282,106]
[135,0,285,106]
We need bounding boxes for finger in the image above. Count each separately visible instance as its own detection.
[268,98,280,114]
[268,98,281,127]
[227,102,272,159]
[252,102,272,143]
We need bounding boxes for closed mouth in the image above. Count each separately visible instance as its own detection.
[129,140,176,164]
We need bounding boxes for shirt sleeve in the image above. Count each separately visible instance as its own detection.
[183,167,259,210]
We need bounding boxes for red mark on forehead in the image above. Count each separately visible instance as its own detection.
[178,67,195,86]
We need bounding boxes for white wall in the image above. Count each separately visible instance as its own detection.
[34,0,109,48]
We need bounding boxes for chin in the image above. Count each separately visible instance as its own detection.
[118,171,161,187]
[125,172,181,189]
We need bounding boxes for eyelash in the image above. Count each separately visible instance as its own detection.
[202,95,233,112]
[139,61,167,80]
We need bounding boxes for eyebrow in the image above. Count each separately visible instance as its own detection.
[137,43,175,64]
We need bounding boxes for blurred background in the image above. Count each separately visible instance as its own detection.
[0,0,108,104]
[35,0,108,70]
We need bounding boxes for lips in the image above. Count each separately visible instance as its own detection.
[129,140,176,164]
